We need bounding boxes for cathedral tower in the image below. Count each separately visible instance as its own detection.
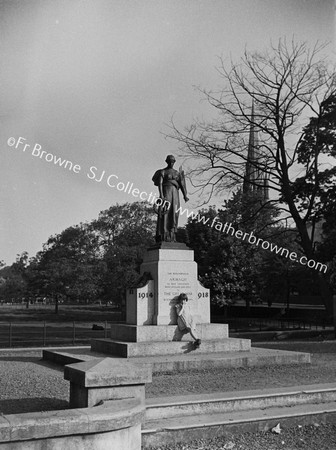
[242,103,269,202]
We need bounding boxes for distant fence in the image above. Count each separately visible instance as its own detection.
[220,317,331,333]
[211,303,329,324]
[0,321,112,348]
[0,317,333,348]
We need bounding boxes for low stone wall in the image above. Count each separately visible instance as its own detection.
[0,398,144,450]
[0,357,151,450]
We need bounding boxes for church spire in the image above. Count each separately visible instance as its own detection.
[242,103,269,202]
[243,102,259,194]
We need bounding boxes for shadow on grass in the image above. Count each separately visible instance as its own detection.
[0,397,69,415]
[0,356,65,373]
[0,356,39,363]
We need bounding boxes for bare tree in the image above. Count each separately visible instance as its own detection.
[169,40,335,252]
[168,39,336,311]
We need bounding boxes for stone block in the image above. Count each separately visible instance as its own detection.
[69,383,146,408]
[143,247,194,262]
[110,323,229,342]
[91,338,251,358]
[64,358,152,387]
[64,358,152,409]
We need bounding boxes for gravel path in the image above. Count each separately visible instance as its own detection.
[0,341,335,449]
[0,351,69,414]
[146,341,336,398]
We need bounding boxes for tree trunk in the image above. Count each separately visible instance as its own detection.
[245,298,251,313]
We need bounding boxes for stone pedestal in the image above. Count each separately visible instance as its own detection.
[129,242,210,325]
[91,242,250,360]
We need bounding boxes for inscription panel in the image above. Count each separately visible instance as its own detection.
[163,271,193,302]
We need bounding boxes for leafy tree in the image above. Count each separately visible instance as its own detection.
[168,39,336,313]
[91,202,156,248]
[255,231,302,306]
[292,94,336,223]
[290,93,336,308]
[185,187,313,313]
[0,252,29,303]
[92,202,156,303]
[27,202,157,309]
[315,191,336,292]
[185,197,270,309]
[29,224,105,311]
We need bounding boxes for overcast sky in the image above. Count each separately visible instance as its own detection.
[0,0,335,265]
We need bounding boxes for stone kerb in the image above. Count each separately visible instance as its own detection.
[0,398,144,450]
[64,358,152,408]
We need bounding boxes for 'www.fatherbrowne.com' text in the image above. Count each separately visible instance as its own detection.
[176,206,328,274]
[7,136,327,273]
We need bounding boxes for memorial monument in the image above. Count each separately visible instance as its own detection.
[91,156,250,360]
[152,154,188,243]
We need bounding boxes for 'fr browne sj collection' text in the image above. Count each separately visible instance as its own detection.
[7,136,164,205]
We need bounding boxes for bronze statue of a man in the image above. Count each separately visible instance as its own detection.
[152,155,189,242]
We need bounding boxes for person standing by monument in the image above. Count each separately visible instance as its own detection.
[175,293,201,348]
[152,155,189,242]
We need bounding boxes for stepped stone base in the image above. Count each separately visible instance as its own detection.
[43,346,311,374]
[145,383,336,421]
[110,323,229,342]
[98,323,244,358]
[143,400,336,448]
[140,347,311,373]
[91,337,250,358]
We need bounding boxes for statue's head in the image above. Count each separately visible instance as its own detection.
[165,154,176,165]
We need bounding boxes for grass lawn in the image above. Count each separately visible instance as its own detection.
[0,304,122,322]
